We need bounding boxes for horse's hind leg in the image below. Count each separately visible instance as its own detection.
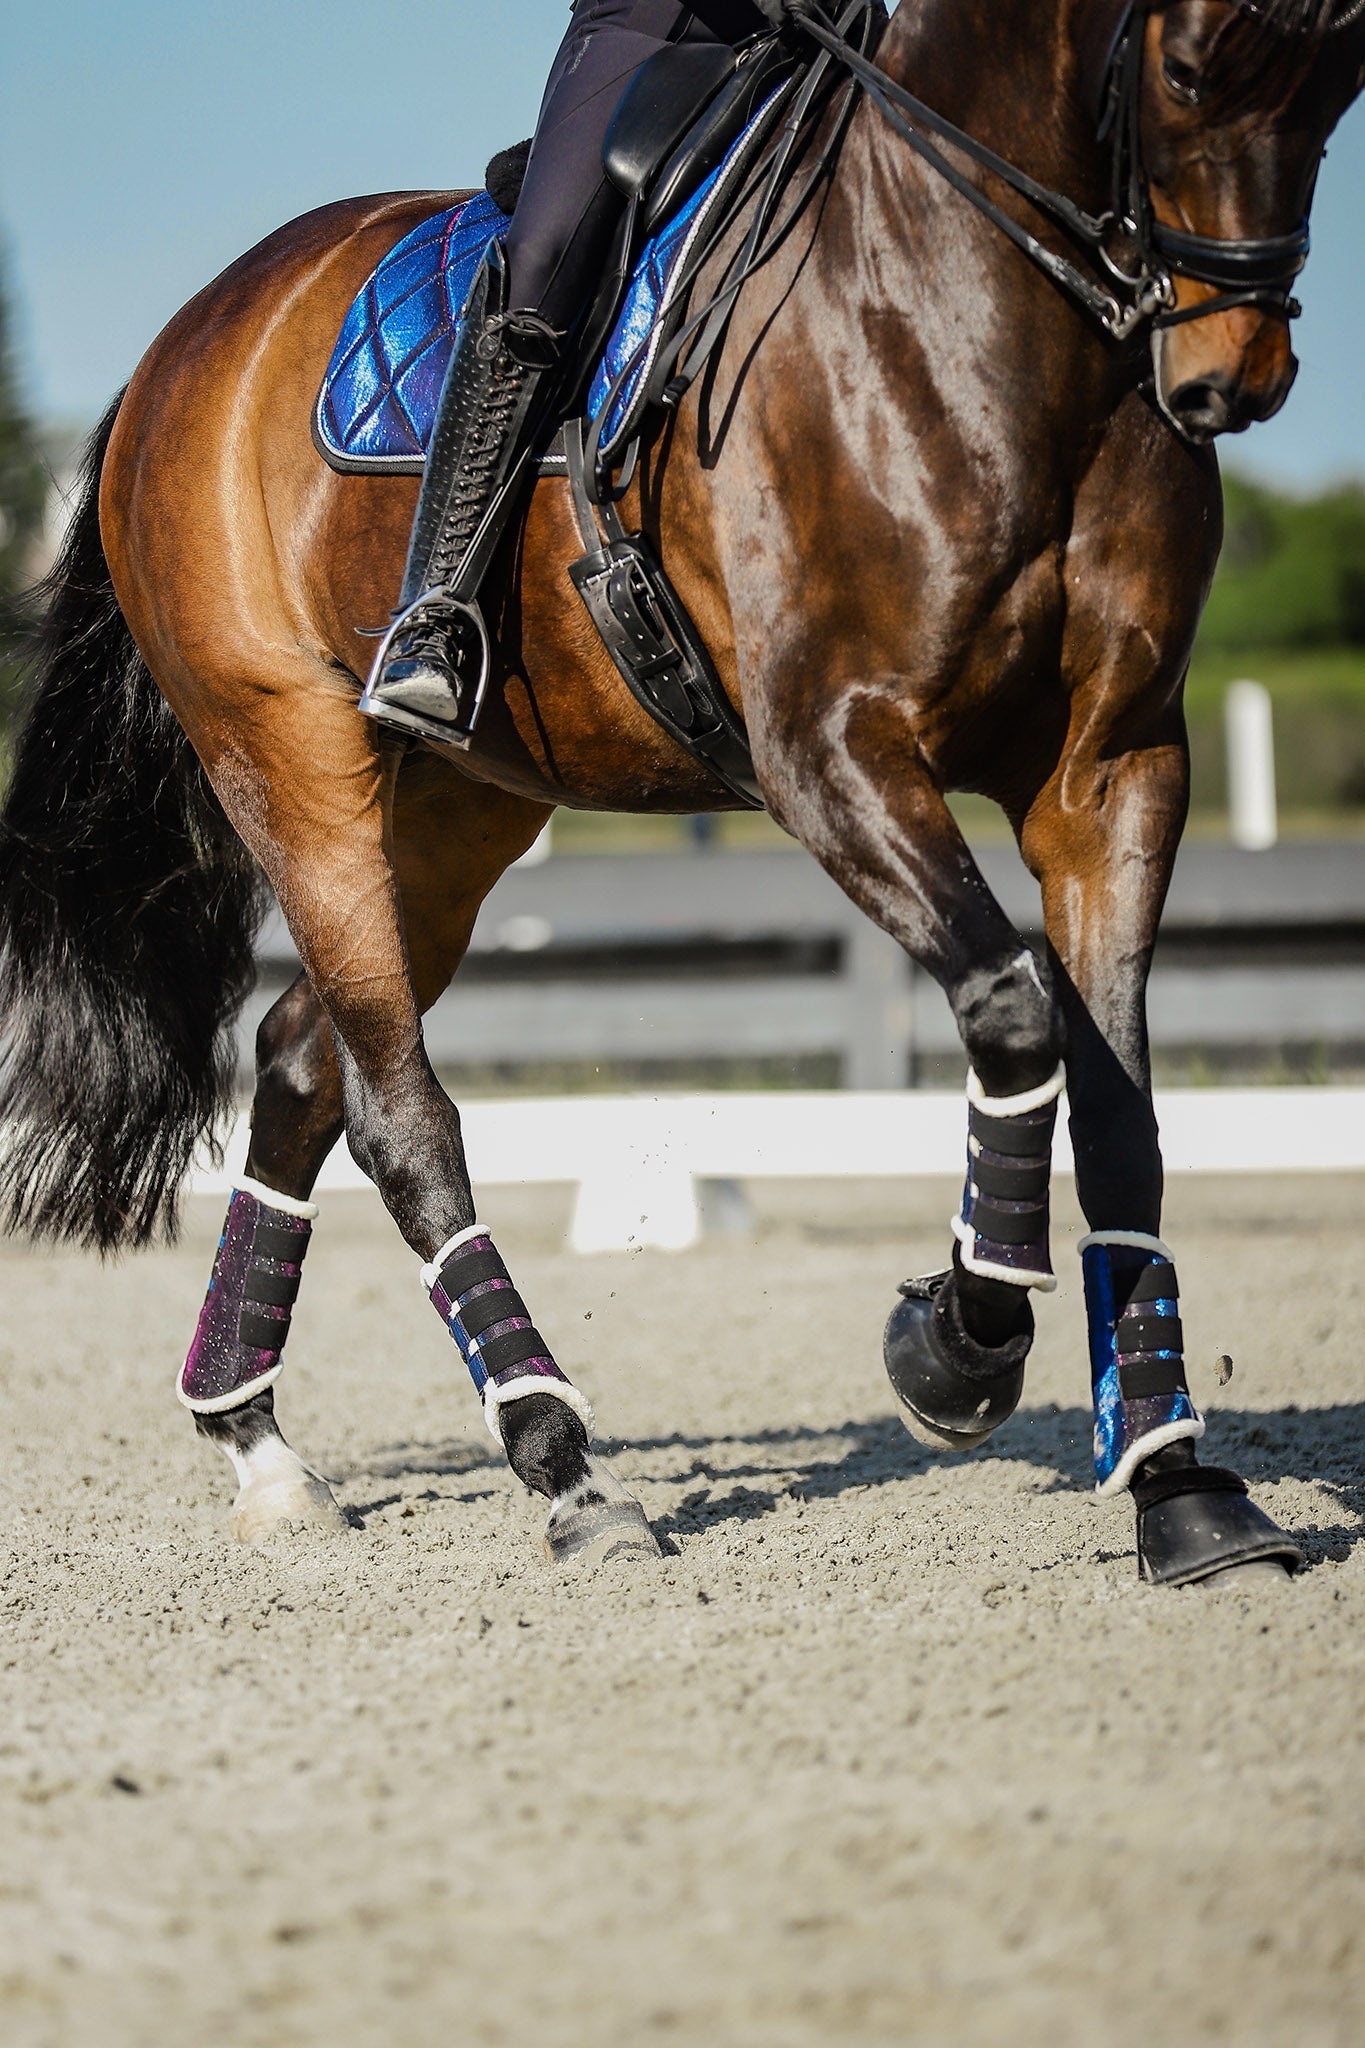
[179,700,653,1561]
[186,973,350,1541]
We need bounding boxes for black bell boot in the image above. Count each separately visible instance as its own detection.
[884,1264,1034,1452]
[360,241,563,745]
[1132,1447,1304,1587]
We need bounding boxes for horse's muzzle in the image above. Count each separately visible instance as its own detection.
[1155,333,1299,444]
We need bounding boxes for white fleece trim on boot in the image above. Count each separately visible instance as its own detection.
[236,1176,319,1221]
[483,1374,596,1444]
[966,1063,1066,1118]
[1095,1415,1206,1498]
[420,1222,490,1294]
[1076,1228,1175,1261]
[951,1213,1057,1292]
[175,1360,285,1415]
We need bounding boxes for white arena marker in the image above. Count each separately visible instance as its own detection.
[184,1088,1365,1252]
[1225,679,1277,852]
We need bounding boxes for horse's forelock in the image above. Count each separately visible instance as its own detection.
[1193,0,1358,103]
[1233,0,1364,38]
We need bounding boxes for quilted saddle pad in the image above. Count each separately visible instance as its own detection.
[314,85,788,476]
[313,190,509,473]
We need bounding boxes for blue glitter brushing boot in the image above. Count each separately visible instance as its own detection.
[1081,1231,1204,1497]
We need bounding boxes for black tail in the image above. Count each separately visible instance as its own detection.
[0,393,266,1251]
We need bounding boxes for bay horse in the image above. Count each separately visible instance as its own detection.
[2,1,1361,1579]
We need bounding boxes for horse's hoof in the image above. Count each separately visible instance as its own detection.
[543,1457,661,1567]
[884,1273,1031,1453]
[1197,1557,1296,1590]
[1133,1465,1304,1588]
[228,1440,348,1545]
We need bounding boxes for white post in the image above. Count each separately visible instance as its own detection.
[1225,679,1277,852]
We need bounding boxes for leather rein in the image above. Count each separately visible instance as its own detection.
[792,0,1323,343]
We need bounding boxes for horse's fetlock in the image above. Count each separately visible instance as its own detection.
[954,950,1063,1098]
[501,1395,592,1501]
[950,1256,1036,1352]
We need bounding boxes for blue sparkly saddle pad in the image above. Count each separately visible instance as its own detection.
[314,80,792,477]
[314,191,509,474]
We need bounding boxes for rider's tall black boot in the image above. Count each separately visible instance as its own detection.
[360,241,563,745]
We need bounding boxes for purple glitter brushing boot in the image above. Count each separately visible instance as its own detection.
[177,1179,317,1413]
[951,1064,1065,1291]
[421,1224,660,1565]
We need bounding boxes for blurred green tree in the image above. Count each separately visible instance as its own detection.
[1201,470,1365,651]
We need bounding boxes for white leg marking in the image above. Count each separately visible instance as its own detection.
[219,1434,347,1545]
[543,1454,660,1567]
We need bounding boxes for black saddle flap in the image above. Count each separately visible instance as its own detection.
[603,42,741,202]
[642,36,799,234]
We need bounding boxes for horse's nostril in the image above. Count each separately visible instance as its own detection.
[1167,379,1232,440]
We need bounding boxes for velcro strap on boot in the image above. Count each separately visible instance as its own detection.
[1080,1231,1204,1495]
[953,1064,1063,1291]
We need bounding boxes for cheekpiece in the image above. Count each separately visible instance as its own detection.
[1082,1230,1204,1496]
[951,1066,1064,1292]
[422,1226,594,1441]
[177,1180,316,1413]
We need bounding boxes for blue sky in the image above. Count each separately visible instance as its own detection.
[2,0,1361,488]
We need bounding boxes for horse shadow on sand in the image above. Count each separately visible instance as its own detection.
[344,1401,1365,1566]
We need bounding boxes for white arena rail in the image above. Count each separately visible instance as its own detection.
[190,1087,1365,1252]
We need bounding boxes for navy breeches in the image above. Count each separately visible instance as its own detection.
[503,0,767,326]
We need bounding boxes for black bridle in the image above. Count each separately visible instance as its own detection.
[792,0,1323,342]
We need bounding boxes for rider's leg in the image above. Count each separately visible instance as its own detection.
[504,0,768,327]
[364,0,767,741]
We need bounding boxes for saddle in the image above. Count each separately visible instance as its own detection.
[314,33,799,481]
[315,9,884,803]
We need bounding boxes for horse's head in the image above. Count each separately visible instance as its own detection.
[1131,0,1365,440]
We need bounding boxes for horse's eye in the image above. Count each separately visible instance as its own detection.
[1161,55,1203,106]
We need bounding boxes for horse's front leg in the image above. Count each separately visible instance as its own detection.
[761,697,1066,1450]
[1022,737,1304,1585]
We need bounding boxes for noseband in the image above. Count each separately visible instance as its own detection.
[1098,5,1309,330]
[794,0,1319,342]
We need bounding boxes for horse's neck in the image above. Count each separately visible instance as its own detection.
[791,0,1124,447]
[873,0,1104,209]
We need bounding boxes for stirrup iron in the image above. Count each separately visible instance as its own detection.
[359,589,491,747]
